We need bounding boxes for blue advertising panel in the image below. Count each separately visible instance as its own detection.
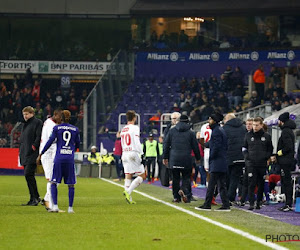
[135,50,300,79]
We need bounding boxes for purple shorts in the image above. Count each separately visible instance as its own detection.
[51,162,76,185]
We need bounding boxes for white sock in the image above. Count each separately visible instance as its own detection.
[124,179,132,191]
[53,204,58,211]
[68,207,74,212]
[47,182,53,209]
[127,176,143,195]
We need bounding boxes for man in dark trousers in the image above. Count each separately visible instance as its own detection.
[276,112,296,212]
[163,115,201,203]
[223,113,247,204]
[195,112,230,211]
[242,117,273,210]
[19,106,43,206]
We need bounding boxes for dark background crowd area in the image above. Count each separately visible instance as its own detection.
[132,31,294,51]
[160,65,299,125]
[0,70,94,147]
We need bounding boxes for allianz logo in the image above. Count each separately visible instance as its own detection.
[267,51,295,60]
[229,52,259,61]
[147,52,179,61]
[189,53,211,60]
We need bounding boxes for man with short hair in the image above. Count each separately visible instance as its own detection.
[163,115,201,203]
[19,106,43,206]
[37,110,80,213]
[223,113,247,204]
[121,110,146,204]
[39,108,62,210]
[276,112,296,212]
[243,117,273,210]
[163,112,181,187]
[239,118,253,206]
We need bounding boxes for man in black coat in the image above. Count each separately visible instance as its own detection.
[195,112,230,211]
[243,117,273,210]
[163,115,201,203]
[223,113,247,203]
[19,106,43,206]
[276,112,296,212]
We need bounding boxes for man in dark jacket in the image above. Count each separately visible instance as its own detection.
[19,106,43,206]
[223,113,247,203]
[276,112,296,212]
[163,115,201,203]
[242,117,273,210]
[195,112,230,211]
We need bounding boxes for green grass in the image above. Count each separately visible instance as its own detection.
[0,176,299,249]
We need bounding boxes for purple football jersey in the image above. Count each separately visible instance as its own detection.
[41,123,80,163]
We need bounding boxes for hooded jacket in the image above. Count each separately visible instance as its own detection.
[163,122,200,169]
[243,129,273,168]
[208,123,228,173]
[277,119,296,166]
[223,118,247,166]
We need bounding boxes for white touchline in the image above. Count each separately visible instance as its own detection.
[101,178,288,250]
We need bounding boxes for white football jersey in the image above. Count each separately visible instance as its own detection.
[120,124,142,154]
[39,118,57,155]
[200,123,212,143]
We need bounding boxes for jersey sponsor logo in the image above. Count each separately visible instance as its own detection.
[58,125,76,131]
[261,137,266,141]
[122,127,129,132]
[251,137,254,141]
[60,149,72,154]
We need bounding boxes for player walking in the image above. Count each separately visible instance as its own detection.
[121,110,146,204]
[39,109,62,210]
[37,110,80,213]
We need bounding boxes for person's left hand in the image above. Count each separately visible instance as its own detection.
[36,154,41,165]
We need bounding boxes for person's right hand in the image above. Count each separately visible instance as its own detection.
[163,159,168,166]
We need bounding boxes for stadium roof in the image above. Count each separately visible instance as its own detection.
[130,0,300,17]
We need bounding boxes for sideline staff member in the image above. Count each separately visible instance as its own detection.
[276,112,296,212]
[242,117,273,210]
[19,106,43,206]
[163,115,201,203]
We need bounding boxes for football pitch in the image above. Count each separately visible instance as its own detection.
[0,176,299,250]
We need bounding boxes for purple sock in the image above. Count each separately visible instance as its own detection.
[68,186,75,207]
[264,182,269,201]
[51,184,58,205]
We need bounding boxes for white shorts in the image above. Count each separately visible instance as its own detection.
[41,153,55,180]
[204,148,210,171]
[122,151,145,175]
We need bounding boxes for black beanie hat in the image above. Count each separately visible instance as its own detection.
[179,114,189,123]
[278,112,289,123]
[210,112,224,123]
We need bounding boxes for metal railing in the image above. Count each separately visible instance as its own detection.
[193,103,272,132]
[83,50,134,151]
